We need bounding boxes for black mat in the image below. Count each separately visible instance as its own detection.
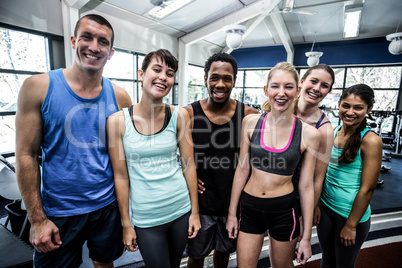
[0,224,33,268]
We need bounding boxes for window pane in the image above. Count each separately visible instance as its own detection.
[320,89,342,109]
[373,90,398,110]
[104,50,134,79]
[231,87,243,102]
[0,115,15,153]
[346,67,402,88]
[243,87,265,106]
[0,73,30,112]
[332,68,345,89]
[109,80,135,103]
[188,85,205,104]
[244,70,268,87]
[0,27,47,72]
[188,65,204,86]
[236,71,244,87]
[138,55,144,72]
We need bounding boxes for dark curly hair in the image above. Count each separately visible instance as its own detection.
[204,52,238,79]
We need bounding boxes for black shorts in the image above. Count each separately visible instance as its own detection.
[239,191,300,242]
[187,214,236,259]
[34,200,124,268]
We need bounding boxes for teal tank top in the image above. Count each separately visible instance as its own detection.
[321,126,373,222]
[122,106,191,228]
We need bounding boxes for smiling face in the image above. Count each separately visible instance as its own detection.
[300,69,333,105]
[71,18,114,74]
[264,70,298,113]
[138,56,175,99]
[338,93,373,127]
[205,61,236,105]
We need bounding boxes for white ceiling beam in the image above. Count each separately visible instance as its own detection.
[267,6,294,63]
[223,5,279,54]
[180,0,282,45]
[64,0,90,9]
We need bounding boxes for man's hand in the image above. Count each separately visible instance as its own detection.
[30,218,62,253]
[197,179,205,194]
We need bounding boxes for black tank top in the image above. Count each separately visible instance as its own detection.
[191,100,245,216]
[250,113,302,176]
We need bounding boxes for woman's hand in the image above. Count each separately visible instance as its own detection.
[226,215,239,239]
[188,213,201,239]
[123,226,138,252]
[295,239,312,265]
[340,224,356,246]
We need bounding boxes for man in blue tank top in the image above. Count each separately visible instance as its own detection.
[184,53,259,268]
[15,14,132,268]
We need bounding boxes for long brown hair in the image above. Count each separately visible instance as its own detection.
[338,84,375,163]
[261,62,299,112]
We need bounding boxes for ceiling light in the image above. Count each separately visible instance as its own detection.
[148,0,194,19]
[386,32,402,55]
[305,40,323,67]
[305,52,323,67]
[343,2,363,38]
[224,24,247,50]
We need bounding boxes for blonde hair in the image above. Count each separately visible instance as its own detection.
[261,62,299,112]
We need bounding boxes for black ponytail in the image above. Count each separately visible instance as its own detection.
[338,84,375,164]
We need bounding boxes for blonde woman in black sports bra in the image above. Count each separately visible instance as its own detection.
[226,62,320,267]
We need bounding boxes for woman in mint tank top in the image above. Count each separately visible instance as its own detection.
[317,84,382,268]
[107,49,200,268]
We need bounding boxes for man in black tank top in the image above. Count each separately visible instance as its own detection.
[184,53,259,268]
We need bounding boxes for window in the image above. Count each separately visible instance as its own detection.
[187,65,206,104]
[345,66,402,111]
[0,25,58,154]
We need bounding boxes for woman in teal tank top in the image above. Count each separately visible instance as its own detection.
[107,49,200,268]
[317,84,382,268]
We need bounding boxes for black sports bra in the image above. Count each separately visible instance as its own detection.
[250,113,303,176]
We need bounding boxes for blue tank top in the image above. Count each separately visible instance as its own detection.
[321,126,373,222]
[250,113,302,176]
[41,69,118,217]
[123,106,191,228]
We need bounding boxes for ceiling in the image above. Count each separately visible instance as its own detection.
[84,0,402,53]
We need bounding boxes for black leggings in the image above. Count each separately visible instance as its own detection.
[317,201,370,268]
[135,211,190,268]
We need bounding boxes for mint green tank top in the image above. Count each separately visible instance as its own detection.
[122,106,191,228]
[321,126,373,223]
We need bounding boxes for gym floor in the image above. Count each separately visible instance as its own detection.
[371,150,402,214]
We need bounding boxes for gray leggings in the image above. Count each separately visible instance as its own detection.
[135,211,190,268]
[317,201,370,268]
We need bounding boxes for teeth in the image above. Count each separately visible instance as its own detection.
[345,117,355,120]
[308,92,319,98]
[276,99,286,103]
[155,83,166,89]
[86,55,99,60]
[215,92,224,96]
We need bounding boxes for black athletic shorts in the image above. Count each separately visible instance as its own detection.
[34,200,124,268]
[239,191,300,242]
[187,214,236,259]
